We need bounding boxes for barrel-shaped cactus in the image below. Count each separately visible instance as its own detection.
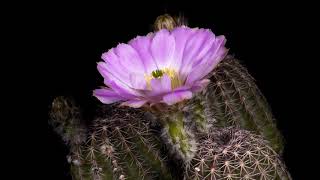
[50,97,173,180]
[186,128,291,180]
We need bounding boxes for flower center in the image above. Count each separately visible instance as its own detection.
[145,68,182,90]
[152,69,164,78]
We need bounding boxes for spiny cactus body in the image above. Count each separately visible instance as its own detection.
[160,56,284,164]
[186,128,291,180]
[49,55,288,179]
[50,97,173,180]
[186,56,284,153]
[49,14,290,180]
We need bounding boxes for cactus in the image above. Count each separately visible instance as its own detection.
[185,56,284,154]
[49,97,174,180]
[154,56,284,163]
[186,127,291,180]
[49,14,291,179]
[49,96,86,146]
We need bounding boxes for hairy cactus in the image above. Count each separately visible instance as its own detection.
[49,14,290,179]
[49,97,173,180]
[146,105,198,164]
[186,56,284,154]
[186,128,291,180]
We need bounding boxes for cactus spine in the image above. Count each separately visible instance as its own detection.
[186,128,291,180]
[189,56,284,153]
[50,97,173,180]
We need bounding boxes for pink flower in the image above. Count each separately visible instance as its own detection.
[94,27,227,108]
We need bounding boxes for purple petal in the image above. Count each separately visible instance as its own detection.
[120,100,148,108]
[96,26,227,107]
[105,80,140,99]
[150,74,172,94]
[97,61,131,87]
[171,27,196,72]
[93,89,124,104]
[172,85,190,91]
[98,63,142,99]
[114,43,146,74]
[129,35,158,74]
[179,29,216,81]
[163,90,193,105]
[151,29,175,69]
[185,35,227,85]
[129,73,147,90]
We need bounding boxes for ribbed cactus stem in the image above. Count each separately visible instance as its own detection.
[115,125,149,179]
[211,71,245,126]
[100,141,126,179]
[203,56,284,153]
[93,118,126,180]
[126,123,169,176]
[91,108,173,180]
[87,133,104,180]
[49,97,88,179]
[69,145,85,180]
[50,98,174,179]
[225,61,283,152]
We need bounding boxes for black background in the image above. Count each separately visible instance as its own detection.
[45,1,310,179]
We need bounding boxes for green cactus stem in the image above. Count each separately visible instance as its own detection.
[147,104,197,164]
